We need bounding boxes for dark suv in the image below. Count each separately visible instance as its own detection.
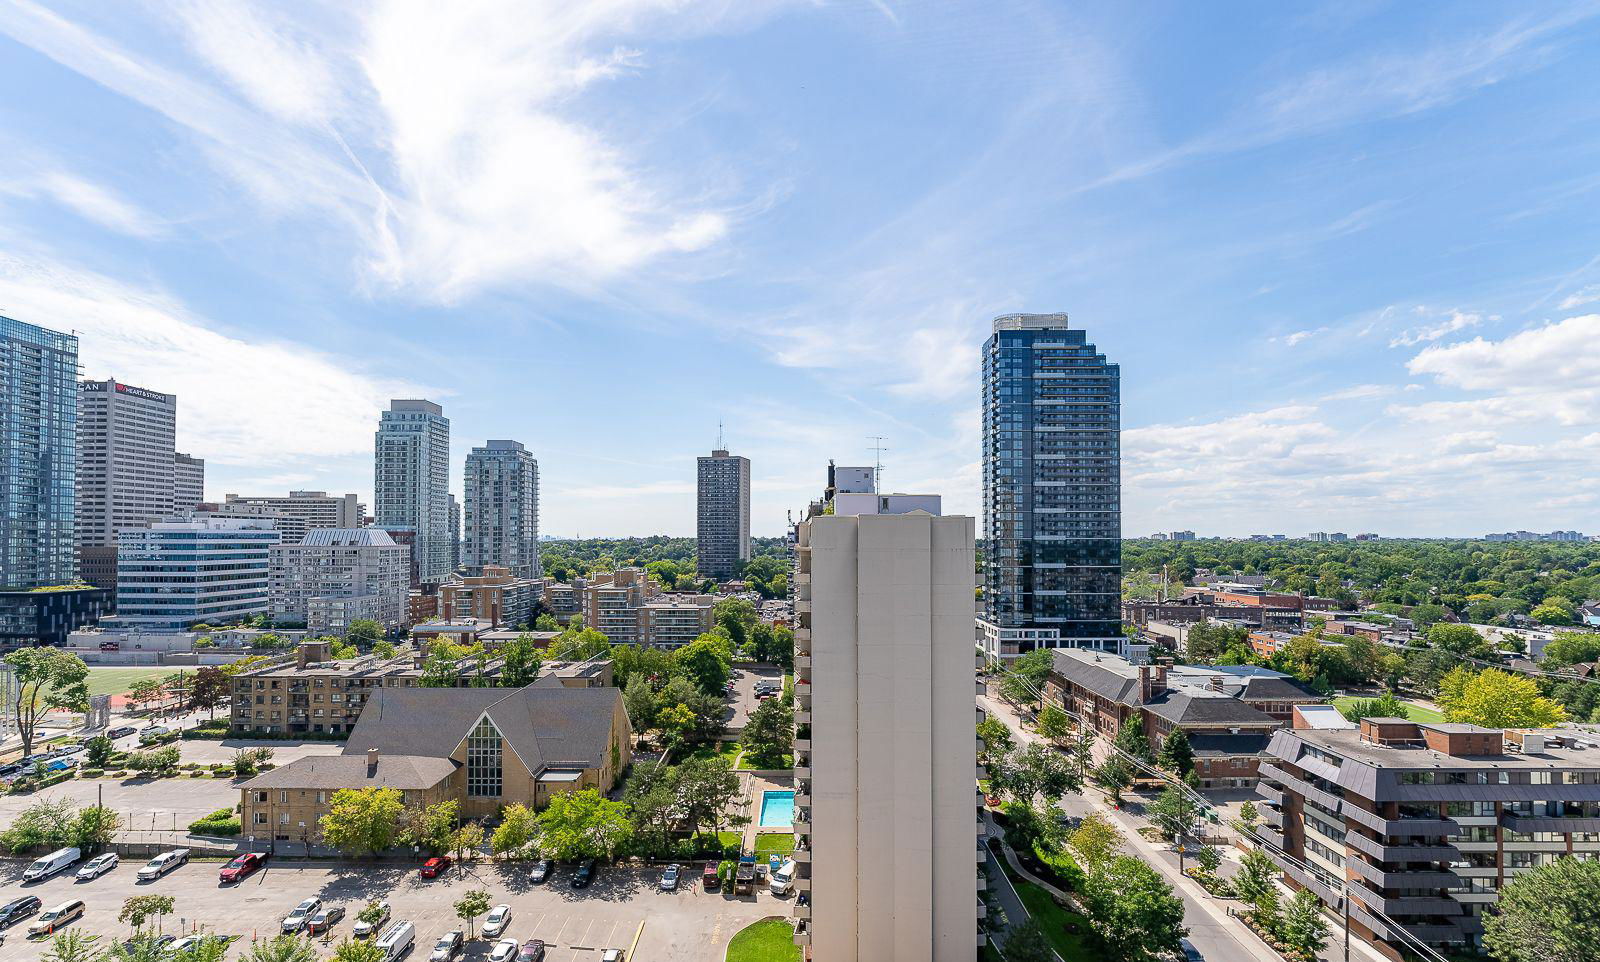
[0,896,42,928]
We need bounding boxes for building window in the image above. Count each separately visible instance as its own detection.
[467,716,504,798]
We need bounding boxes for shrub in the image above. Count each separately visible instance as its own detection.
[189,807,243,836]
[81,768,104,778]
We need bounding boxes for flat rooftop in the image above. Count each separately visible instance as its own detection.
[1289,727,1600,769]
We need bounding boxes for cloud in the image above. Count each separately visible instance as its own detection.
[1559,284,1600,310]
[1408,314,1600,392]
[0,0,777,302]
[0,169,162,238]
[1279,328,1325,347]
[0,252,429,466]
[1321,384,1394,402]
[1388,308,1486,347]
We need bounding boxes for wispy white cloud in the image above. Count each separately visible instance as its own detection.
[1389,308,1487,347]
[1278,328,1325,347]
[1559,284,1600,310]
[0,168,162,238]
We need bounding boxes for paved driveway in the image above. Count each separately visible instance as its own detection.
[0,858,779,961]
[723,666,784,733]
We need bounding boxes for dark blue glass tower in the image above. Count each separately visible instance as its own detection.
[0,316,78,589]
[981,314,1120,653]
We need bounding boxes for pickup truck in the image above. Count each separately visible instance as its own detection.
[734,855,756,895]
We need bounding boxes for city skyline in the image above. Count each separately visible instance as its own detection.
[3,5,1600,537]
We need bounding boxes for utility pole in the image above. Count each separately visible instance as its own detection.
[867,436,888,490]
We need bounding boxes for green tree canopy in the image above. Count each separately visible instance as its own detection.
[5,647,89,757]
[1483,855,1600,962]
[319,787,405,855]
[1080,855,1188,962]
[534,788,632,860]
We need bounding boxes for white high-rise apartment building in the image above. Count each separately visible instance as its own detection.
[696,447,750,580]
[374,399,451,584]
[173,452,204,512]
[791,507,980,960]
[463,440,541,578]
[269,528,409,634]
[76,380,177,587]
[114,517,279,629]
[224,491,361,533]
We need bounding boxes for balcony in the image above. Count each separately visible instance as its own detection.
[793,847,811,863]
[794,738,811,752]
[1502,813,1600,833]
[1261,806,1283,829]
[795,710,811,725]
[1257,783,1284,807]
[1349,888,1464,918]
[1346,832,1458,862]
[1348,859,1460,889]
[1258,762,1345,815]
[1257,825,1285,850]
[794,655,810,670]
[793,921,810,946]
[793,901,810,920]
[794,764,812,779]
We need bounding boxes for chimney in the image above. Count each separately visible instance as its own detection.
[1138,665,1152,703]
[367,748,379,773]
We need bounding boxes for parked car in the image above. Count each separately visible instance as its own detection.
[139,726,172,743]
[76,853,119,881]
[0,896,41,928]
[600,950,625,962]
[702,864,719,891]
[281,897,322,934]
[167,935,205,956]
[482,904,512,938]
[107,726,137,739]
[489,938,520,962]
[429,931,464,962]
[137,849,189,881]
[219,852,266,884]
[529,859,554,883]
[1179,939,1204,961]
[658,864,679,891]
[515,940,547,962]
[570,859,595,889]
[419,856,451,879]
[24,847,81,883]
[352,901,391,938]
[27,899,85,936]
[375,921,414,961]
[53,743,84,756]
[121,934,176,955]
[45,757,78,772]
[308,905,346,935]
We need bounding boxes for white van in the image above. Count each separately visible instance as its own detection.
[769,858,797,895]
[22,847,81,883]
[376,920,416,960]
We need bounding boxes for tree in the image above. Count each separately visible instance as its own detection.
[70,805,120,853]
[1067,812,1124,872]
[1533,599,1578,626]
[741,695,793,768]
[1147,786,1199,843]
[1184,622,1249,662]
[1157,729,1194,775]
[1338,691,1409,723]
[977,715,1014,766]
[128,678,165,712]
[85,734,114,767]
[672,635,732,695]
[357,900,390,929]
[418,639,465,688]
[1233,848,1281,927]
[453,889,491,939]
[5,647,90,757]
[1114,724,1152,763]
[319,787,405,855]
[239,937,318,962]
[623,675,658,737]
[1000,649,1052,706]
[0,797,74,853]
[450,822,485,867]
[190,666,230,718]
[372,640,397,660]
[127,746,180,773]
[645,560,681,591]
[119,895,176,934]
[1281,888,1331,958]
[1442,668,1566,728]
[330,939,386,962]
[535,789,632,860]
[1080,855,1188,962]
[346,619,385,646]
[1036,705,1071,742]
[491,803,538,857]
[41,930,101,962]
[1238,800,1260,831]
[1426,622,1493,657]
[1195,844,1222,877]
[1002,918,1053,962]
[674,756,743,841]
[1483,855,1600,962]
[1542,633,1600,667]
[711,598,759,650]
[1091,757,1133,805]
[499,634,542,688]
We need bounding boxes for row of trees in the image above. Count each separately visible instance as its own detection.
[0,797,119,854]
[538,537,789,585]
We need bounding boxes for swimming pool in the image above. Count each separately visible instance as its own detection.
[759,790,795,828]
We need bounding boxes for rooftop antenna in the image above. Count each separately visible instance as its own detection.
[716,420,725,451]
[868,436,888,490]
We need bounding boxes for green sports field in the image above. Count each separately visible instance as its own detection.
[1331,694,1444,724]
[85,666,174,697]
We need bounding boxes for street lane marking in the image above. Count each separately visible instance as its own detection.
[627,920,646,958]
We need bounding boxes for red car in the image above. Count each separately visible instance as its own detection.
[219,852,266,884]
[420,856,451,879]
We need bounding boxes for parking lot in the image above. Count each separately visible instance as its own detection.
[0,856,783,960]
[722,666,784,733]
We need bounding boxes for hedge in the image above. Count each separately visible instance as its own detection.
[189,808,242,836]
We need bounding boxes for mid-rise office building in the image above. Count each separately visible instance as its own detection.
[463,440,541,578]
[224,491,361,536]
[1258,719,1600,958]
[174,452,204,512]
[198,501,307,545]
[0,317,78,589]
[76,380,177,590]
[979,313,1121,660]
[374,400,451,584]
[697,447,750,580]
[790,505,979,959]
[269,528,409,634]
[0,586,114,651]
[114,517,279,629]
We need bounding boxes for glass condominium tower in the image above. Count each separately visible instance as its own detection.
[980,313,1121,657]
[0,316,79,589]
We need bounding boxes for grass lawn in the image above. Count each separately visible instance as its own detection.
[725,918,799,962]
[717,831,743,851]
[1010,876,1097,961]
[685,741,745,767]
[754,833,795,857]
[1331,695,1444,724]
[86,666,173,697]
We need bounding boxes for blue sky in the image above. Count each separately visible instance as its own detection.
[3,1,1599,538]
